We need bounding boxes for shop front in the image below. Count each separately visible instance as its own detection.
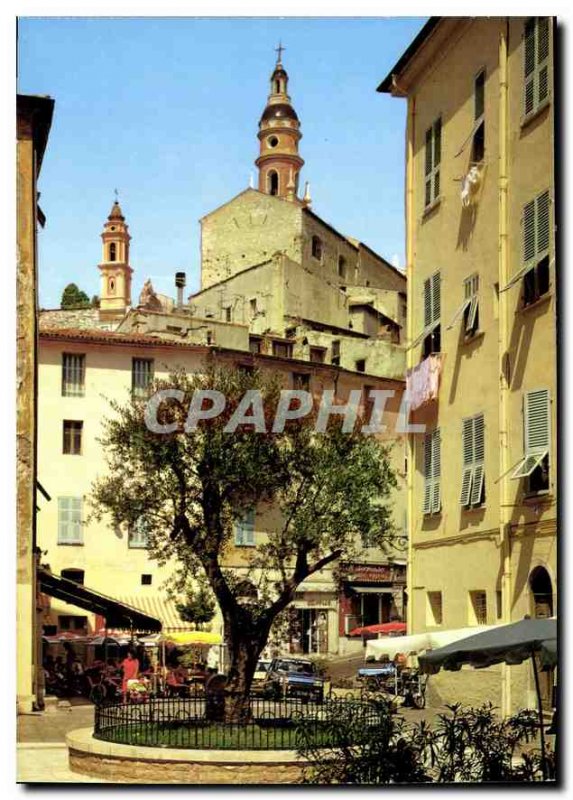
[281,587,339,656]
[338,563,406,654]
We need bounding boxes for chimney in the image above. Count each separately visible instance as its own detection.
[175,272,186,311]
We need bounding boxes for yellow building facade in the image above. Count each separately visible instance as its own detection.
[37,328,407,657]
[379,17,556,713]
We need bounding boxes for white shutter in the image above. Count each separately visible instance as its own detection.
[470,464,485,506]
[460,417,474,505]
[525,389,550,453]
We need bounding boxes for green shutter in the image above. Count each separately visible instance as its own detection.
[431,272,441,324]
[524,18,536,115]
[525,389,550,453]
[423,434,432,514]
[536,190,550,255]
[431,430,441,513]
[423,278,432,328]
[537,16,550,106]
[523,200,536,264]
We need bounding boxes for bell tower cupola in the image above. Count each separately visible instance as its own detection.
[256,44,304,200]
[98,196,133,317]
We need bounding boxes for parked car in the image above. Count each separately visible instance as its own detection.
[263,656,325,702]
[250,659,272,695]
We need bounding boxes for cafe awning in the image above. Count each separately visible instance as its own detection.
[38,570,162,633]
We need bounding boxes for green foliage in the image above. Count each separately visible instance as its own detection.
[175,577,216,628]
[90,362,398,693]
[91,295,100,308]
[297,701,555,784]
[60,282,91,309]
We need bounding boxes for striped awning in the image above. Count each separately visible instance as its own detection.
[116,595,195,633]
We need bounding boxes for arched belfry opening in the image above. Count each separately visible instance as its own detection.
[268,170,279,196]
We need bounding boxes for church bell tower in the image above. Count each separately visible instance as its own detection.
[255,44,304,200]
[98,198,133,318]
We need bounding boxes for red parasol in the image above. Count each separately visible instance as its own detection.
[349,621,407,637]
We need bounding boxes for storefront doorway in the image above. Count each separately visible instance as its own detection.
[295,609,328,654]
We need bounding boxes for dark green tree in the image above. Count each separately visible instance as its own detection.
[175,576,216,628]
[90,362,397,719]
[60,283,91,309]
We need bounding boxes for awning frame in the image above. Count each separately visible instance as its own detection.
[38,570,162,633]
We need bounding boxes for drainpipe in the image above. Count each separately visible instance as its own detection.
[405,94,416,635]
[498,19,512,717]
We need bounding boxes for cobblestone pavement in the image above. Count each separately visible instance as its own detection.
[17,743,107,783]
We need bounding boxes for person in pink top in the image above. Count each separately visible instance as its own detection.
[121,650,140,702]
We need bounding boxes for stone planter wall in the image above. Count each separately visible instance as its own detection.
[66,728,307,784]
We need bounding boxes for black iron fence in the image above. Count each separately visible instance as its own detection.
[94,693,388,751]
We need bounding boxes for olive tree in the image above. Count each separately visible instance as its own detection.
[91,362,398,719]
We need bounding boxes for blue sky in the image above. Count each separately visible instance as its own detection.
[17,16,426,309]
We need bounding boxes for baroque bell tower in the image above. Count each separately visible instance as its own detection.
[255,44,304,200]
[98,197,133,317]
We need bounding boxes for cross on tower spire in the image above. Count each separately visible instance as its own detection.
[275,41,285,64]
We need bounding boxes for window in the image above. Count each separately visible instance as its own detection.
[129,518,149,549]
[427,591,443,626]
[249,336,262,354]
[61,568,84,585]
[132,358,154,399]
[206,329,214,345]
[59,615,87,631]
[292,372,310,391]
[423,429,441,515]
[469,590,487,625]
[225,306,232,323]
[500,190,551,297]
[311,235,323,262]
[272,341,293,359]
[472,70,486,163]
[62,420,83,455]
[58,497,83,545]
[524,18,550,118]
[268,135,279,148]
[460,413,485,508]
[355,359,366,373]
[496,589,503,619]
[234,509,255,547]
[446,274,479,336]
[310,346,326,364]
[250,298,258,317]
[424,118,442,208]
[62,353,85,397]
[416,272,440,358]
[331,340,340,367]
[511,389,551,492]
[338,256,347,280]
[109,242,117,262]
[268,170,279,196]
[141,574,152,586]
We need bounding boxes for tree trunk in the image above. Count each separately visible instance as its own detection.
[222,623,269,723]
